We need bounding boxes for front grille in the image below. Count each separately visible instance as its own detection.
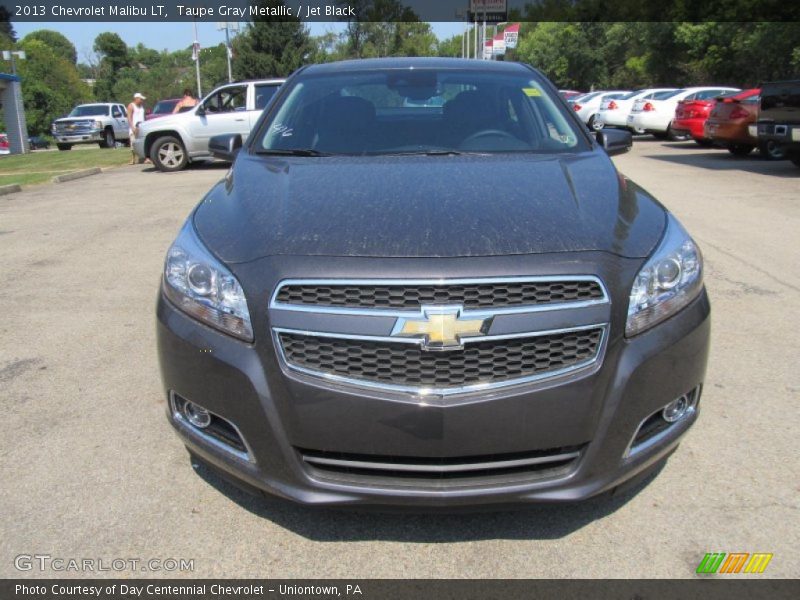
[299,445,583,486]
[54,121,96,134]
[279,328,603,391]
[275,279,604,310]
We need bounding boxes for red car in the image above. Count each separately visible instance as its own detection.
[146,98,181,120]
[672,89,745,145]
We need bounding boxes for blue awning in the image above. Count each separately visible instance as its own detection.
[0,72,21,82]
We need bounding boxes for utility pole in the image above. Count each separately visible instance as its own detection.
[216,21,239,83]
[192,20,202,98]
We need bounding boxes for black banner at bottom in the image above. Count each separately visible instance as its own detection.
[2,579,799,600]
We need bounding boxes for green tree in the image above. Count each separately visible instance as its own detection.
[21,30,77,64]
[93,32,131,101]
[232,1,312,79]
[16,38,91,134]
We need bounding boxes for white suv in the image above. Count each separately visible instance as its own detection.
[134,79,285,171]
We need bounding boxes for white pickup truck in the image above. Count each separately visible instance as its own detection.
[51,103,131,151]
[134,78,285,171]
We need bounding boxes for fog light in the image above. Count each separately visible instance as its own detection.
[662,394,690,423]
[182,401,211,429]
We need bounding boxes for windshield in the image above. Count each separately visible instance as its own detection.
[256,68,588,156]
[153,100,178,115]
[69,105,109,117]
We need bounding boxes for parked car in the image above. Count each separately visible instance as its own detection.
[672,90,741,145]
[559,89,583,101]
[134,78,285,171]
[596,89,678,132]
[0,133,9,154]
[147,98,182,120]
[704,89,785,159]
[757,79,800,168]
[572,90,630,130]
[28,135,51,150]
[157,58,709,508]
[51,103,131,151]
[627,87,739,140]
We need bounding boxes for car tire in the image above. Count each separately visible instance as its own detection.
[99,128,115,149]
[588,115,603,131]
[728,144,754,156]
[150,136,189,172]
[56,143,72,151]
[666,125,689,141]
[759,140,786,161]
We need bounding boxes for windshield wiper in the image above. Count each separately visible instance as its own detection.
[255,148,332,157]
[382,149,484,157]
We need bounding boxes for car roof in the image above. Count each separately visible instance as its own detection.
[302,57,532,75]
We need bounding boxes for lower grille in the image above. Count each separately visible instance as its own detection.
[299,446,583,486]
[278,327,603,392]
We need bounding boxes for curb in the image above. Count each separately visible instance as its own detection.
[52,167,102,184]
[0,184,22,196]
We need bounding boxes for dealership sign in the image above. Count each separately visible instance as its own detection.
[483,40,493,60]
[504,23,520,49]
[492,34,506,56]
[469,0,507,22]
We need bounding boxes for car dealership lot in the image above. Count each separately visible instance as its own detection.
[0,142,798,578]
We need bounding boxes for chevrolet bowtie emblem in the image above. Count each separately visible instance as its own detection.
[391,306,493,352]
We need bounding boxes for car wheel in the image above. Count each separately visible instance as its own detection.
[99,128,115,149]
[151,136,188,172]
[759,140,786,161]
[56,144,72,151]
[588,115,603,131]
[666,125,689,141]
[728,144,754,156]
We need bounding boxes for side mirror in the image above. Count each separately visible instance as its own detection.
[209,133,242,162]
[596,129,632,156]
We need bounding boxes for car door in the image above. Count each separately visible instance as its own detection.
[187,84,249,151]
[111,105,128,138]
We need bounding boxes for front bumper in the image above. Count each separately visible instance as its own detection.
[133,138,146,160]
[54,130,103,143]
[156,255,711,508]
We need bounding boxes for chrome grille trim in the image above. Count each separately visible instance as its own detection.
[270,275,609,317]
[273,324,608,396]
[301,450,582,474]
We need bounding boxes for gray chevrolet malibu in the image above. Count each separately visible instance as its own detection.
[157,58,710,507]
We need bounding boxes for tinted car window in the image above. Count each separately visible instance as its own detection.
[655,89,685,100]
[619,90,645,100]
[152,100,179,115]
[203,86,247,113]
[255,84,279,110]
[257,69,588,155]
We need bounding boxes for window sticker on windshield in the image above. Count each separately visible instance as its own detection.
[272,123,294,137]
[523,88,541,97]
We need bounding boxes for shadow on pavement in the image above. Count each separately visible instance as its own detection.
[191,455,666,542]
[637,143,799,178]
[139,160,231,174]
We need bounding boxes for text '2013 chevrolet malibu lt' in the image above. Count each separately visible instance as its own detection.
[157,58,710,508]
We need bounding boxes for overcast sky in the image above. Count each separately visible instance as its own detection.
[12,21,466,60]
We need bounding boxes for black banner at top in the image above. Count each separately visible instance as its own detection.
[1,0,799,23]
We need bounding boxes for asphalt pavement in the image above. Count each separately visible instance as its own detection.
[0,140,798,578]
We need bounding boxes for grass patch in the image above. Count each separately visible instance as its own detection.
[0,146,132,187]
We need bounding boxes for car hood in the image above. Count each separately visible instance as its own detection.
[193,151,666,262]
[140,111,192,132]
[54,116,105,123]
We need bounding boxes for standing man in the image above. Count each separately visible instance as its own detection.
[173,88,199,113]
[127,92,147,165]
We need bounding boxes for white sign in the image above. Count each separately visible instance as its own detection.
[492,37,506,56]
[483,41,493,60]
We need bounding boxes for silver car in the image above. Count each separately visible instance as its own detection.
[134,79,285,171]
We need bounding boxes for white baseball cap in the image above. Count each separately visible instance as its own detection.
[134,92,146,100]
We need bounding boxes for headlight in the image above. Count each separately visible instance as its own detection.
[162,219,253,341]
[94,120,103,129]
[626,214,703,337]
